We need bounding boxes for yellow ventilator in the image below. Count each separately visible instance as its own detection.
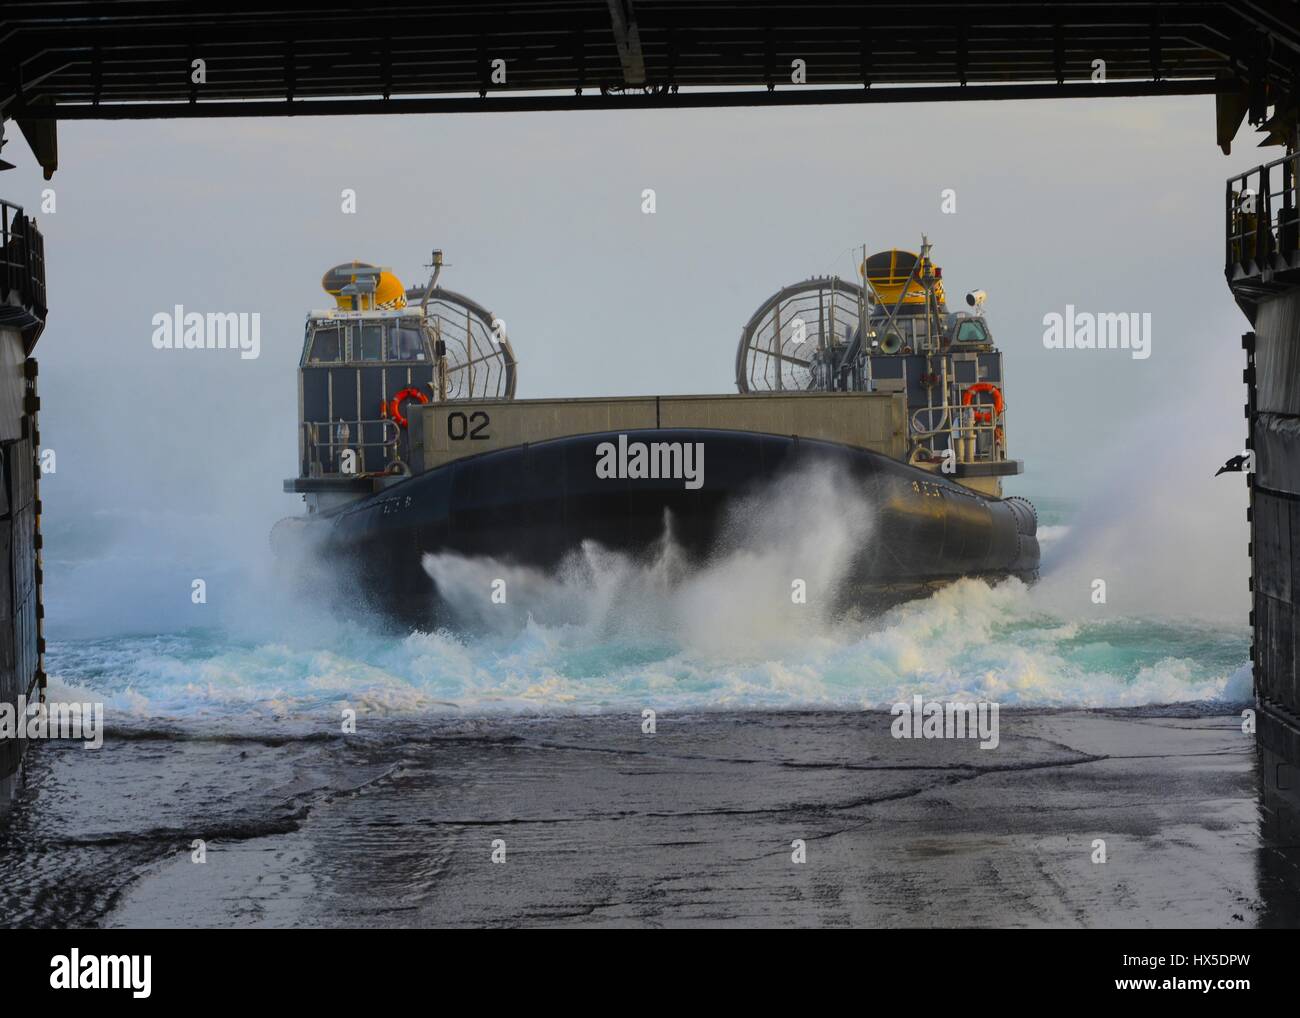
[860,249,945,306]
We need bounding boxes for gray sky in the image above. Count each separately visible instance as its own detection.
[1,93,1256,631]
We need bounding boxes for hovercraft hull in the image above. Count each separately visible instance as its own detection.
[282,428,1039,628]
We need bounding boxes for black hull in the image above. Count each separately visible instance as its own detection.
[282,429,1039,627]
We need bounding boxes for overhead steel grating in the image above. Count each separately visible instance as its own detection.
[1,1,1298,175]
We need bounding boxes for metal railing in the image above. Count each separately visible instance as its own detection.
[302,418,402,477]
[1226,150,1300,274]
[0,200,46,317]
[910,403,1007,464]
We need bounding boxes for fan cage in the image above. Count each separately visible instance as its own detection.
[735,277,865,393]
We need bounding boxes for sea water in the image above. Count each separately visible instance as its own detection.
[39,478,1252,732]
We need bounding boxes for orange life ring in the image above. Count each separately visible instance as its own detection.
[389,386,429,429]
[961,382,1005,424]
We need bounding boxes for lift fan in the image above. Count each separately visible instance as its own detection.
[735,276,865,393]
[406,285,518,400]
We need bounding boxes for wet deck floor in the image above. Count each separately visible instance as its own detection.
[1,708,1296,928]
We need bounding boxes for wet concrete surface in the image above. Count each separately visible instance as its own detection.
[1,707,1296,928]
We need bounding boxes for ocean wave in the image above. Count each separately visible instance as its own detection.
[41,459,1248,726]
[44,573,1250,727]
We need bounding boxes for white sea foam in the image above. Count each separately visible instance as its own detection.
[44,569,1249,727]
[41,458,1249,725]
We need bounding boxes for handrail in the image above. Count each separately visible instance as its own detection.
[910,402,1007,463]
[0,200,47,322]
[911,403,1001,431]
[302,417,402,477]
[1226,150,1300,275]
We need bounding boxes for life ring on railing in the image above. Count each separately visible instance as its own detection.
[388,386,429,429]
[961,382,1005,424]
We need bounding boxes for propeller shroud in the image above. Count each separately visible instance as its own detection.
[735,276,866,393]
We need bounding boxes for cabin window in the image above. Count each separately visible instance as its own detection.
[353,323,385,361]
[308,327,342,362]
[389,324,427,361]
[955,320,989,344]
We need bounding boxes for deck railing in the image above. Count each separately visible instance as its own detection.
[0,200,46,319]
[302,418,402,477]
[1226,150,1300,277]
[910,403,1008,464]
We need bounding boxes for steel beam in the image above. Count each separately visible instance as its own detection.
[6,77,1229,121]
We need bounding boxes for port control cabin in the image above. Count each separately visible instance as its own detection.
[285,259,517,510]
[734,244,1023,495]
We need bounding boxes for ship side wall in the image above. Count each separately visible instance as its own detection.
[1253,287,1300,726]
[324,427,1037,629]
[0,322,40,815]
[408,391,909,476]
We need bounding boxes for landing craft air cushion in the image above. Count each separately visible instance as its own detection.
[276,241,1039,626]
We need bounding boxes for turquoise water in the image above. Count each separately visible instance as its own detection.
[43,568,1250,726]
[40,485,1251,724]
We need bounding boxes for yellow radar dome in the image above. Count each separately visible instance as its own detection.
[321,261,407,311]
